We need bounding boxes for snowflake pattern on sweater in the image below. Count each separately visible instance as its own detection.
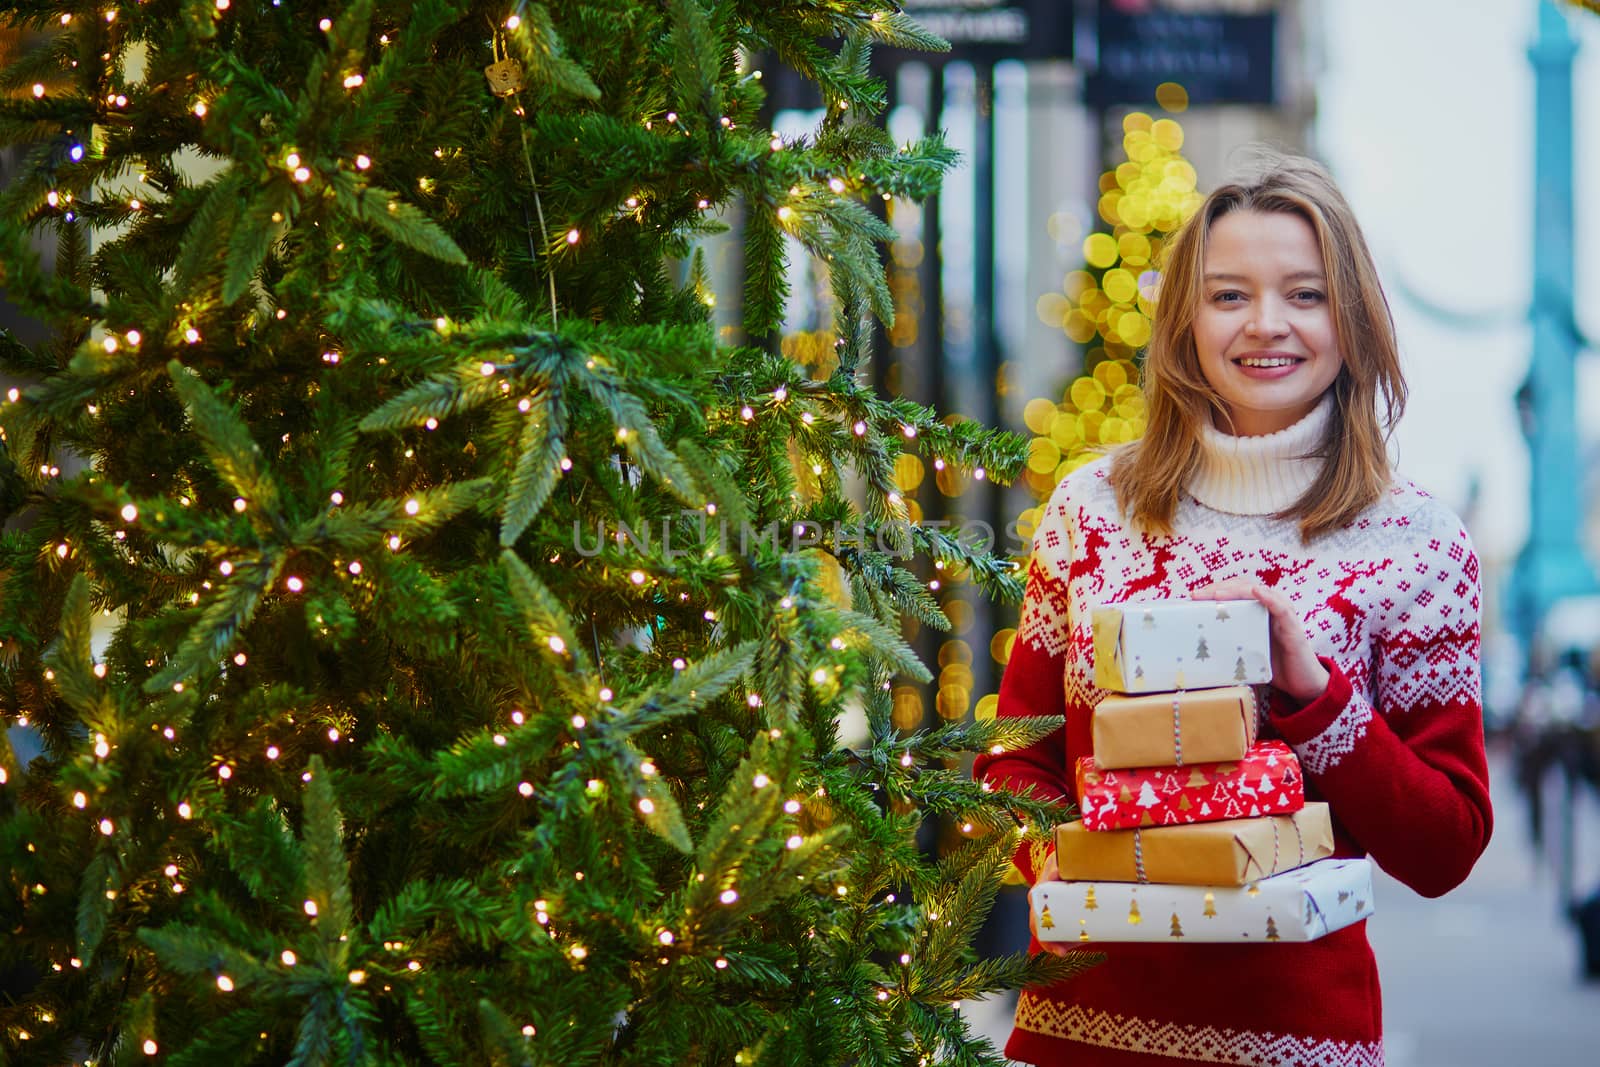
[975,458,1492,1067]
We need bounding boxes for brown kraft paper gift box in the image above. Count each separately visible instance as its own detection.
[1091,685,1259,771]
[1055,803,1334,886]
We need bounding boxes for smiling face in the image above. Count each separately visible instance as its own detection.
[1192,209,1344,436]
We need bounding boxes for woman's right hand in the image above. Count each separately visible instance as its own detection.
[1028,851,1075,957]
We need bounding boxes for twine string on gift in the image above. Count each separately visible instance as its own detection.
[1171,694,1184,767]
[1132,828,1149,884]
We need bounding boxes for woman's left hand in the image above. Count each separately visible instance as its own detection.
[1190,580,1329,705]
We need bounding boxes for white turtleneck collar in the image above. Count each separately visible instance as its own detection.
[1187,393,1334,516]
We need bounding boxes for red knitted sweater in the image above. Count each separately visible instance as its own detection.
[973,457,1492,1067]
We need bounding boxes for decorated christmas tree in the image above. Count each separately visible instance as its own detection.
[0,2,1087,1063]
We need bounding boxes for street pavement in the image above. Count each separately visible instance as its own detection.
[964,741,1600,1064]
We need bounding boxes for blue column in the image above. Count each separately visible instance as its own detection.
[1511,0,1599,644]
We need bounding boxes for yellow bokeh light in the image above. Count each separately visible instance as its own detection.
[1123,112,1152,134]
[1070,377,1106,412]
[937,684,970,719]
[1023,397,1059,434]
[1027,437,1061,474]
[1102,268,1137,305]
[1117,312,1151,347]
[1118,233,1152,264]
[1094,360,1130,391]
[939,640,973,666]
[1046,211,1081,244]
[941,662,976,692]
[990,629,1017,665]
[1036,291,1070,327]
[1155,82,1189,112]
[1064,310,1096,344]
[1152,118,1185,151]
[1082,232,1119,269]
[892,685,923,730]
[975,693,999,721]
[1050,412,1082,451]
[1063,269,1096,300]
[894,453,925,491]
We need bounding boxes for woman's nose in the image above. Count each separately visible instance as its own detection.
[1245,295,1290,338]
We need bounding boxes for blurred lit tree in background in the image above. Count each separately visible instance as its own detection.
[0,1,1090,1063]
[977,104,1201,724]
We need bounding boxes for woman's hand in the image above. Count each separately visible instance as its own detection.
[1191,579,1329,705]
[1028,852,1076,957]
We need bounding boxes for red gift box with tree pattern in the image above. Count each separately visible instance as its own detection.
[1074,740,1305,832]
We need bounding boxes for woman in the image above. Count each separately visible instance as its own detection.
[974,153,1492,1066]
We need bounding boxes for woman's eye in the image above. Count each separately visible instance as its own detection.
[1211,291,1243,304]
[1292,290,1325,303]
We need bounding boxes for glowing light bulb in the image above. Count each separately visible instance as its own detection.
[286,576,304,592]
[638,798,655,814]
[281,950,297,966]
[216,974,234,992]
[142,1039,158,1055]
[719,889,738,904]
[72,791,87,809]
[304,900,319,917]
[565,229,579,244]
[120,503,138,522]
[518,781,534,797]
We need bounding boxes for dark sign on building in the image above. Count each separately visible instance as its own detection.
[876,1,1076,65]
[1085,6,1277,107]
[766,2,1075,112]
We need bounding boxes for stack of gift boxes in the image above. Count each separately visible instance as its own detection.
[1031,599,1375,944]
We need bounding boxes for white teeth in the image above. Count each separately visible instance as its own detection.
[1236,357,1299,368]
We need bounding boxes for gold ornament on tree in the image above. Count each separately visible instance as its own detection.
[484,31,526,97]
[1039,902,1055,930]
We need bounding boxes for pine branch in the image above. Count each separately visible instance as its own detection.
[500,383,568,547]
[167,361,281,512]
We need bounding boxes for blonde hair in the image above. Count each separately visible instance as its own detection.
[1109,152,1406,542]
